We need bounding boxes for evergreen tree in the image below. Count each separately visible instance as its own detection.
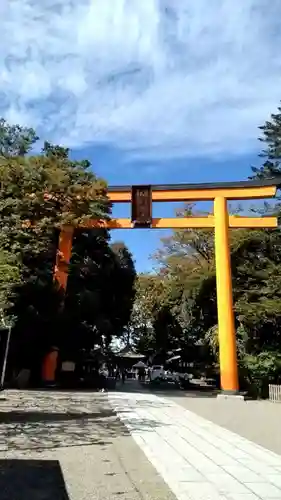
[251,103,281,178]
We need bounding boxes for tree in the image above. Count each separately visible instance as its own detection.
[63,236,137,354]
[152,204,216,343]
[0,119,136,380]
[150,199,281,389]
[109,241,137,336]
[232,229,281,351]
[0,118,38,157]
[127,274,164,351]
[246,105,281,391]
[0,141,110,256]
[0,250,21,313]
[251,102,281,178]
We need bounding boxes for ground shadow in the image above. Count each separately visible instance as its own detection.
[0,408,126,451]
[0,459,69,500]
[0,408,114,424]
[134,378,219,399]
[149,386,219,399]
[0,392,168,452]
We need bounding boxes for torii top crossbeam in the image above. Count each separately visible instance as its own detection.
[79,177,281,229]
[107,177,281,202]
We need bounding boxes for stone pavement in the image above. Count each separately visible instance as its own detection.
[168,392,281,456]
[1,389,281,500]
[0,390,175,500]
[109,390,281,500]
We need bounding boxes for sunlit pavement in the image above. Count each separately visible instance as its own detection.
[1,388,281,499]
[109,387,281,500]
[167,390,281,458]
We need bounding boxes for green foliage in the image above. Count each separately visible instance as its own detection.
[133,203,281,391]
[110,241,137,332]
[239,351,281,397]
[242,351,281,382]
[0,118,38,157]
[251,103,281,178]
[0,142,110,256]
[0,119,136,378]
[0,250,21,311]
[64,235,137,352]
[127,274,166,351]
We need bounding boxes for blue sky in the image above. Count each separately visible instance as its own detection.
[1,1,281,272]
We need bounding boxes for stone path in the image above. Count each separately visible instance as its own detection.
[0,390,175,500]
[109,391,281,500]
[1,389,281,500]
[168,392,281,456]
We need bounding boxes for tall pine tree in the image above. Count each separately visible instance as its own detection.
[251,103,281,178]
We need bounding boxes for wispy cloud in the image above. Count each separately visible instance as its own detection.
[1,0,281,162]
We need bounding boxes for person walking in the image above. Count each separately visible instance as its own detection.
[121,368,126,384]
[98,365,108,392]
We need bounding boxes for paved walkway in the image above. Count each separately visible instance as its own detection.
[1,389,281,499]
[168,392,281,456]
[0,390,175,500]
[109,390,281,500]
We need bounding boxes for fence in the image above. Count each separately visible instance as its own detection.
[268,384,281,402]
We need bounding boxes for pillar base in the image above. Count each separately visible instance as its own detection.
[0,391,7,401]
[217,390,245,401]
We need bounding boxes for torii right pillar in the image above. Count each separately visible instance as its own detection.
[214,196,239,393]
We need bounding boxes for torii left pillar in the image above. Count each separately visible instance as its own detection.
[54,226,74,292]
[42,227,74,386]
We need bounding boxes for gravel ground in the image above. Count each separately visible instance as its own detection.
[163,390,281,456]
[0,390,176,500]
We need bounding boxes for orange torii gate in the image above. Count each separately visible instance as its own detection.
[54,178,280,395]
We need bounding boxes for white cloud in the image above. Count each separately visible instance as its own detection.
[1,0,281,162]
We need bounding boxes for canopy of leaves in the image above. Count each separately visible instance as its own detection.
[0,250,21,312]
[0,119,136,378]
[0,140,110,258]
[251,102,281,179]
[63,236,137,353]
[132,204,281,385]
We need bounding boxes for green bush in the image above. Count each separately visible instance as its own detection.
[240,351,281,398]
